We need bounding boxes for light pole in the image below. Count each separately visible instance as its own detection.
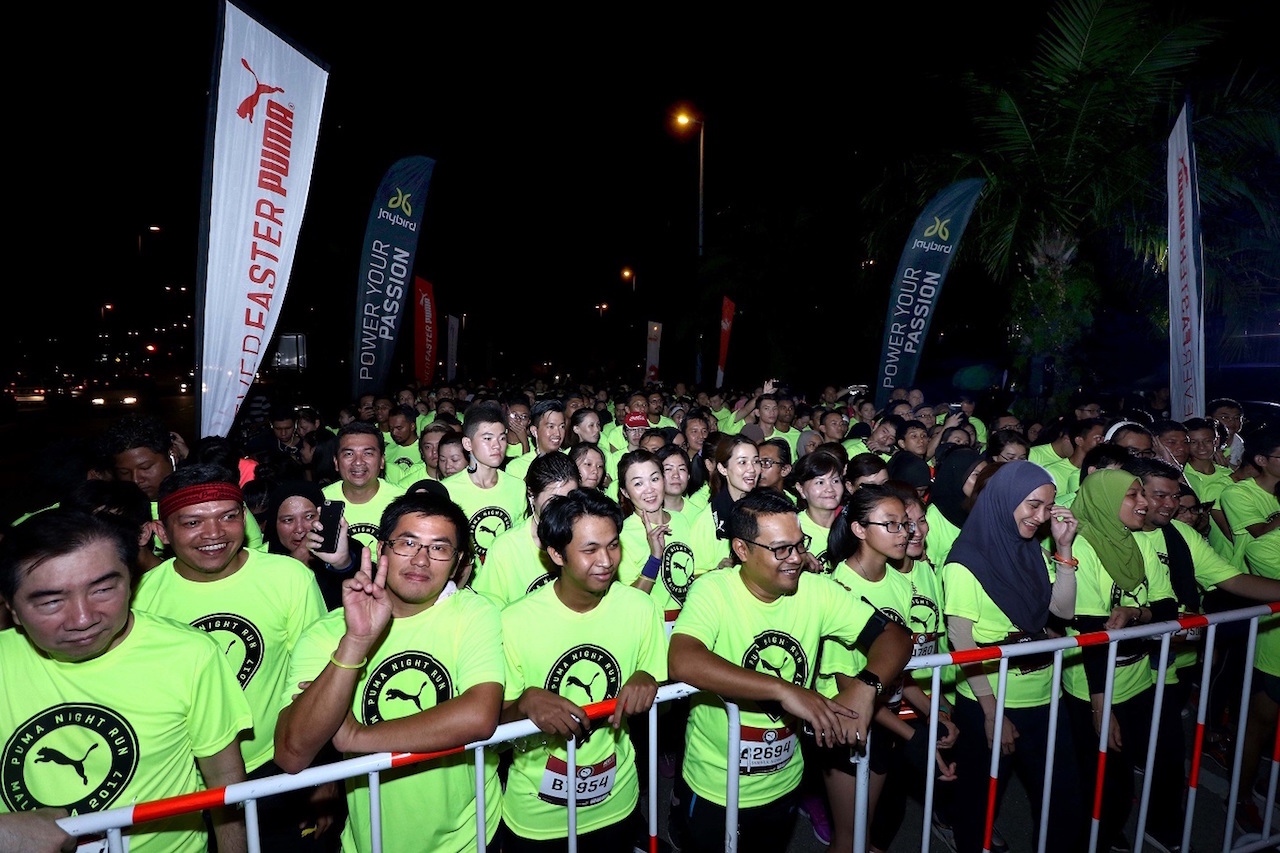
[595,302,609,319]
[621,267,636,292]
[676,112,705,257]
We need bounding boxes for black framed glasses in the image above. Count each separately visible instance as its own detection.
[863,520,913,534]
[744,534,811,561]
[385,537,459,562]
[759,458,783,469]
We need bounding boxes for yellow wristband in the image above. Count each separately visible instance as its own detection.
[329,652,367,671]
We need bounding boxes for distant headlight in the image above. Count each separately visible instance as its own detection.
[122,396,138,405]
[91,397,106,405]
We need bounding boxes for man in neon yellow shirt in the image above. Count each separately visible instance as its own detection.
[383,405,423,486]
[1218,428,1280,567]
[1028,417,1105,507]
[668,490,912,852]
[444,402,528,572]
[323,423,406,559]
[505,398,567,483]
[275,492,504,853]
[0,510,250,853]
[499,489,665,850]
[133,463,328,850]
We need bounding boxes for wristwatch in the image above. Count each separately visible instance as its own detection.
[853,668,883,696]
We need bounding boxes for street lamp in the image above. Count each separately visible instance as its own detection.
[675,111,705,257]
[595,302,609,318]
[621,267,636,292]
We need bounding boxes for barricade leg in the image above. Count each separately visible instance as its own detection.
[984,659,1011,853]
[920,666,943,853]
[368,771,382,853]
[648,703,659,853]
[1223,616,1259,853]
[1185,623,1218,852]
[854,743,869,853]
[1086,641,1120,853]
[725,701,740,853]
[1134,633,1171,847]
[1038,649,1065,853]
[244,796,261,853]
[475,746,487,853]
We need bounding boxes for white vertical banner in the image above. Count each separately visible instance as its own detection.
[645,320,662,384]
[446,314,460,381]
[1167,100,1205,421]
[198,1,328,437]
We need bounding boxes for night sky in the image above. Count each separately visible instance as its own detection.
[6,1,1270,397]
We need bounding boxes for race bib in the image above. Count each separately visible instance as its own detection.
[911,631,939,658]
[1172,611,1204,644]
[739,724,796,775]
[538,752,617,806]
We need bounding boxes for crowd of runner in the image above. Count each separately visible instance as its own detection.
[1,375,1277,853]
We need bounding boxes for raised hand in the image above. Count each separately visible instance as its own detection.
[1049,506,1078,551]
[341,547,391,649]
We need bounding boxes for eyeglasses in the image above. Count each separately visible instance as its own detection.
[862,520,914,534]
[385,537,459,562]
[1175,505,1207,516]
[759,459,783,469]
[508,413,530,422]
[743,534,812,561]
[1130,449,1157,459]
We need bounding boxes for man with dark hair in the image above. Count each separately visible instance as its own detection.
[61,479,164,577]
[1030,416,1107,506]
[505,398,567,482]
[384,405,422,487]
[0,509,250,853]
[1219,427,1280,566]
[323,422,406,558]
[132,464,327,850]
[668,490,912,852]
[1122,457,1280,853]
[275,492,504,853]
[443,403,526,568]
[757,438,793,493]
[498,489,665,851]
[1206,397,1246,468]
[247,402,303,467]
[97,414,181,502]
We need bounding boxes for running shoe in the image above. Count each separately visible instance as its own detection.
[930,812,958,853]
[1235,801,1264,836]
[798,793,832,845]
[1143,830,1184,853]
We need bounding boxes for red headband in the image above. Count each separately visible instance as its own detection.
[157,482,244,520]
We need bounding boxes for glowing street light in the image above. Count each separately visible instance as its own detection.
[621,267,636,292]
[675,110,705,257]
[595,302,609,318]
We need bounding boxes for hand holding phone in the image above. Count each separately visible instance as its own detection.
[317,500,345,553]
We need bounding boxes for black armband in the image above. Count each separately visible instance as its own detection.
[1148,598,1178,623]
[856,606,893,651]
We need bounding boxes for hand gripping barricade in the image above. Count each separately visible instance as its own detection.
[55,603,1280,853]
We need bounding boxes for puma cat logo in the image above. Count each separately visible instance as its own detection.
[566,672,601,702]
[385,682,427,712]
[35,744,98,785]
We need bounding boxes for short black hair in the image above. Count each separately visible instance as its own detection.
[157,463,239,499]
[529,398,566,429]
[526,451,578,497]
[759,437,792,466]
[725,489,797,545]
[0,509,138,602]
[98,414,172,458]
[378,492,472,569]
[1122,457,1182,484]
[335,420,386,454]
[462,402,506,438]
[537,489,623,570]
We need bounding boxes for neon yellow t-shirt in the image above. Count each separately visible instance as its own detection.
[1244,529,1280,677]
[131,550,326,772]
[1183,463,1236,557]
[924,503,961,566]
[671,569,877,808]
[798,511,835,573]
[384,441,423,483]
[442,469,528,569]
[1061,535,1174,704]
[1220,478,1280,568]
[0,612,251,853]
[815,562,912,699]
[1039,456,1081,508]
[841,439,891,462]
[386,459,428,489]
[501,583,666,840]
[322,480,406,559]
[471,518,555,608]
[760,427,799,459]
[940,555,1060,708]
[284,590,504,853]
[618,510,697,626]
[900,557,950,694]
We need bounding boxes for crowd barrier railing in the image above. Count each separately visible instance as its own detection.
[56,604,1279,853]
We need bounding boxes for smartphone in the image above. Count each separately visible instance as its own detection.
[949,403,963,415]
[317,500,345,553]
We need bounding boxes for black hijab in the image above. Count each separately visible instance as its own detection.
[931,447,985,529]
[263,480,326,554]
[947,461,1055,633]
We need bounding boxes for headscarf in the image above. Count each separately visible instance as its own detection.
[1073,469,1145,592]
[263,480,326,555]
[886,451,932,492]
[796,429,821,458]
[930,447,985,528]
[947,461,1055,632]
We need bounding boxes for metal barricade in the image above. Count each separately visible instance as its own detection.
[53,604,1280,853]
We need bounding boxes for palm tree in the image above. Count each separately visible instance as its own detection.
[865,0,1278,405]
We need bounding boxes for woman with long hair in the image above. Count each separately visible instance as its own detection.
[689,434,759,573]
[814,485,954,853]
[471,452,578,609]
[567,406,603,448]
[569,441,608,492]
[787,449,847,573]
[1062,469,1171,853]
[941,461,1082,853]
[654,444,693,515]
[616,449,697,631]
